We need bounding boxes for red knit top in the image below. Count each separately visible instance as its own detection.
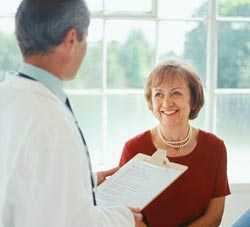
[119,130,230,227]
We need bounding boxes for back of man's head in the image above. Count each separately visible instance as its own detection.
[15,0,90,57]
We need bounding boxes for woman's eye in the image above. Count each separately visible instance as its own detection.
[155,92,162,97]
[172,91,182,96]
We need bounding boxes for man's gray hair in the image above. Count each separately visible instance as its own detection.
[15,0,90,57]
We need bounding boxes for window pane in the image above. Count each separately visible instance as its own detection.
[105,0,151,13]
[0,18,21,76]
[65,19,103,89]
[69,95,102,169]
[216,94,250,183]
[86,0,103,12]
[218,0,250,17]
[0,0,20,15]
[158,0,207,18]
[218,22,250,88]
[105,95,156,167]
[106,20,155,88]
[158,21,207,84]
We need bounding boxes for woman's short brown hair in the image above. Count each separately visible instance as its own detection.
[145,60,204,120]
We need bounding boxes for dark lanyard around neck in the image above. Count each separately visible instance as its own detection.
[65,98,97,205]
[17,73,97,206]
[18,73,37,81]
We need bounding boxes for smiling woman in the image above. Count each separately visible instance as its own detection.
[119,60,230,227]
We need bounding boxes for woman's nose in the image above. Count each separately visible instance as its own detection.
[162,95,173,106]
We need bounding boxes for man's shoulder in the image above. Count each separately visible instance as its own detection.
[5,73,63,110]
[1,73,68,124]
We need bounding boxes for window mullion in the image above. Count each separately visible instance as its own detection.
[100,18,108,166]
[205,0,217,132]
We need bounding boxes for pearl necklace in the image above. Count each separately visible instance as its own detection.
[157,125,192,151]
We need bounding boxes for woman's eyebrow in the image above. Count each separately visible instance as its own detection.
[152,88,163,91]
[171,87,183,91]
[152,86,184,92]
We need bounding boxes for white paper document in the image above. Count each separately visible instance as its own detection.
[96,151,188,209]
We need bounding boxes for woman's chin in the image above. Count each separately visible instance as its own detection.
[160,120,179,129]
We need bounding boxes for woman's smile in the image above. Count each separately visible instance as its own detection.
[160,109,179,116]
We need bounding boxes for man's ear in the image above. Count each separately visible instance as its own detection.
[62,28,78,54]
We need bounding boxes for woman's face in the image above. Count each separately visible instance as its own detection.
[151,75,191,129]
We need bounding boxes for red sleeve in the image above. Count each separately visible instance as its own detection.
[213,141,230,198]
[119,143,135,167]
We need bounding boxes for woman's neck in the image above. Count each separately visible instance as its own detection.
[159,123,190,142]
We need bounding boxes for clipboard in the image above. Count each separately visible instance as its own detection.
[95,150,188,209]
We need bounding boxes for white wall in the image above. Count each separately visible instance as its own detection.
[221,184,250,226]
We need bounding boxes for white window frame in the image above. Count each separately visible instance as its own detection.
[65,1,250,182]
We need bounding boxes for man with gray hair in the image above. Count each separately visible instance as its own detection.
[0,0,146,226]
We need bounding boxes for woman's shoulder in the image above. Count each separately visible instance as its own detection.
[125,130,152,148]
[198,129,226,154]
[198,129,224,145]
[120,130,154,165]
[123,130,156,156]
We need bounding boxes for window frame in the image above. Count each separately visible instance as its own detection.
[1,0,249,183]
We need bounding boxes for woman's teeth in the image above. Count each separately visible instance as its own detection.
[161,110,178,115]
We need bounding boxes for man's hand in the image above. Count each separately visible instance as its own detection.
[129,208,148,227]
[96,166,119,185]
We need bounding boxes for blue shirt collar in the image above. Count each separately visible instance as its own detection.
[19,63,67,103]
